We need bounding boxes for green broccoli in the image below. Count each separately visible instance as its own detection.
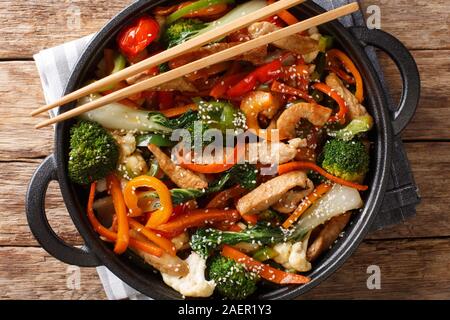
[208,256,258,300]
[190,223,308,258]
[162,18,207,48]
[68,120,119,185]
[328,115,374,141]
[320,138,369,183]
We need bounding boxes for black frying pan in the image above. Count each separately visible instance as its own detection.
[26,0,420,299]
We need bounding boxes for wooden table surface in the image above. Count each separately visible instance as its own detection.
[0,0,449,300]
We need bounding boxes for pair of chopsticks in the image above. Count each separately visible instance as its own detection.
[32,1,359,129]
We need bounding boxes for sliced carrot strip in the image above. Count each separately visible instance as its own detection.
[282,183,332,228]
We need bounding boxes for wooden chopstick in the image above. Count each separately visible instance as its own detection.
[35,2,359,129]
[31,0,307,117]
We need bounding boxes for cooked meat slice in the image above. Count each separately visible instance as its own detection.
[326,73,368,120]
[306,212,351,262]
[236,171,309,215]
[169,42,268,68]
[272,178,314,213]
[246,138,307,165]
[248,22,319,55]
[148,144,208,189]
[276,102,332,140]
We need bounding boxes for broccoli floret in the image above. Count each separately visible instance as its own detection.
[68,120,119,185]
[208,256,258,300]
[320,139,369,183]
[162,18,207,48]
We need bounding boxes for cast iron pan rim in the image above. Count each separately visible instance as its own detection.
[54,0,392,300]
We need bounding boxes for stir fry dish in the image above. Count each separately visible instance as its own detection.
[70,0,374,299]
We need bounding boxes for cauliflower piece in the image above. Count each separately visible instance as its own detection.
[272,233,312,272]
[161,252,216,298]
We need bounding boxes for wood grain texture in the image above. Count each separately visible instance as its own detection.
[1,238,449,299]
[0,0,448,58]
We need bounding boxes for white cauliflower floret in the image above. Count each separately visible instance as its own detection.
[161,252,216,298]
[272,234,312,272]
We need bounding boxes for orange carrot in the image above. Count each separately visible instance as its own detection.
[156,209,240,236]
[160,104,198,118]
[326,49,364,103]
[107,174,130,254]
[267,0,299,25]
[128,218,176,256]
[278,161,368,191]
[87,182,163,257]
[312,82,348,125]
[282,183,332,228]
[222,245,310,284]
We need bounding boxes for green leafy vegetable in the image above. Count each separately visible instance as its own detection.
[328,115,374,141]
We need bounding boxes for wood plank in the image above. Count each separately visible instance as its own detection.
[377,50,450,140]
[0,62,53,160]
[0,247,105,300]
[0,0,133,59]
[0,160,83,246]
[366,142,450,239]
[1,238,448,299]
[0,0,447,59]
[0,142,448,247]
[1,50,448,161]
[359,0,449,50]
[302,238,450,299]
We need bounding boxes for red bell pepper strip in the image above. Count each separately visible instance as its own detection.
[312,82,348,124]
[221,245,310,284]
[270,80,315,103]
[87,182,163,257]
[278,161,368,191]
[326,49,364,103]
[206,185,247,209]
[158,91,174,110]
[227,60,282,97]
[155,209,241,237]
[117,16,159,58]
[209,72,247,99]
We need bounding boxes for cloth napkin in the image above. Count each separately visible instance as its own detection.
[33,0,420,300]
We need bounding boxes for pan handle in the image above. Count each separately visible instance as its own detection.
[26,155,100,267]
[349,27,420,136]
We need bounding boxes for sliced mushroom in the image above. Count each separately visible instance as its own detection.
[248,22,319,55]
[236,171,310,215]
[306,212,352,262]
[148,144,208,189]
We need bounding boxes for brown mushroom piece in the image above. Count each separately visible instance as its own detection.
[272,178,314,214]
[306,212,352,262]
[236,171,312,216]
[325,73,369,120]
[148,144,208,190]
[247,21,319,55]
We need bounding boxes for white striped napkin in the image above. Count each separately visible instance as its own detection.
[34,35,150,300]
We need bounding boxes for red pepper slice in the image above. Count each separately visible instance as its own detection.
[312,82,348,124]
[117,16,160,58]
[227,60,282,97]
